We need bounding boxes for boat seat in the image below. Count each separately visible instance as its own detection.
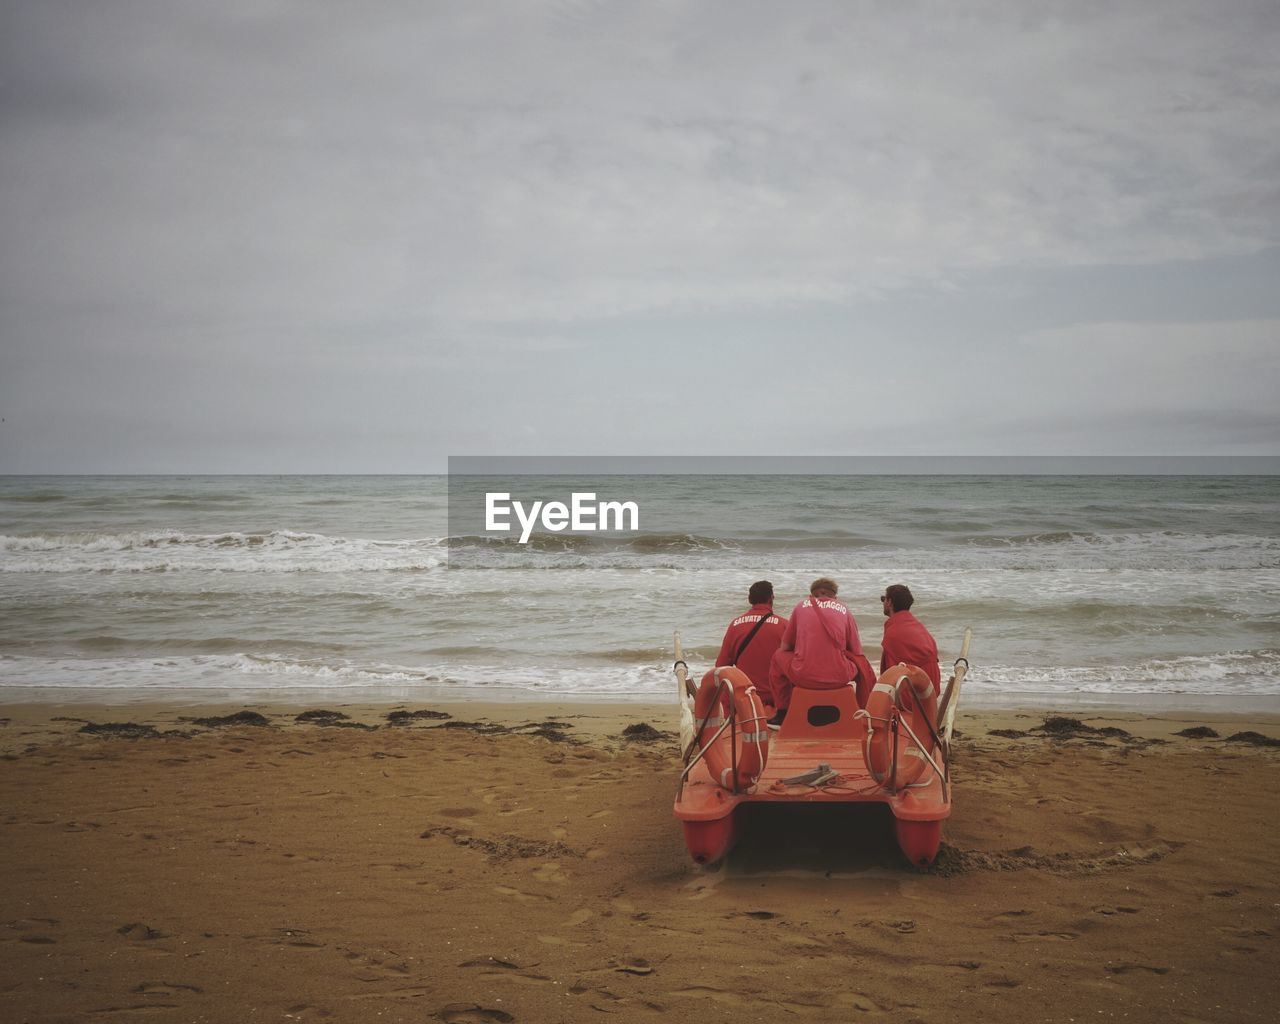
[779,683,865,741]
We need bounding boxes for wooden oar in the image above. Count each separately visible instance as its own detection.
[937,627,971,753]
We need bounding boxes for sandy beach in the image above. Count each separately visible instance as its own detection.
[2,697,1278,1024]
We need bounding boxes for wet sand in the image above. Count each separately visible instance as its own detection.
[2,698,1278,1023]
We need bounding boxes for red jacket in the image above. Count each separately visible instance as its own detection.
[716,604,787,689]
[780,596,864,685]
[881,610,941,692]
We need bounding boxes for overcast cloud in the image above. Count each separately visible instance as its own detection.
[1,1,1277,471]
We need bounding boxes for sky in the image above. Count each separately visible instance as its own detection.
[1,0,1278,472]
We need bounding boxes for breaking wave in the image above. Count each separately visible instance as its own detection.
[0,531,446,573]
[968,650,1280,694]
[0,653,673,698]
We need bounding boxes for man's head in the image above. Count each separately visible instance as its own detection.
[809,577,838,599]
[882,584,914,616]
[748,580,774,606]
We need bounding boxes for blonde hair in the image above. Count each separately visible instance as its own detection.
[809,577,838,597]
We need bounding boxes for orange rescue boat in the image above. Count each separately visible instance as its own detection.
[672,628,970,867]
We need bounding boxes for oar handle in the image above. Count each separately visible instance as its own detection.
[938,627,971,745]
[673,630,696,700]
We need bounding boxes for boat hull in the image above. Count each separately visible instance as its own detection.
[681,815,739,865]
[674,683,949,866]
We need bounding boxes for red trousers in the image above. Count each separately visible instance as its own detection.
[769,650,877,710]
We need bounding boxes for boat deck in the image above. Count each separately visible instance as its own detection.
[674,684,949,825]
[672,638,968,867]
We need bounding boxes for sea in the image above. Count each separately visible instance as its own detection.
[2,474,1278,710]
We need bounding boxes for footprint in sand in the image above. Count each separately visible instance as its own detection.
[131,982,204,995]
[832,992,886,1013]
[492,885,554,904]
[568,984,665,1015]
[780,932,828,950]
[458,956,549,985]
[531,862,564,883]
[437,1004,514,1023]
[1106,963,1170,975]
[1012,931,1078,942]
[563,908,593,927]
[7,916,59,943]
[261,928,325,950]
[117,922,169,941]
[587,809,612,819]
[649,925,702,940]
[340,946,410,979]
[668,986,749,1007]
[459,957,525,970]
[669,985,809,1010]
[346,985,435,1001]
[1219,926,1270,940]
[468,971,551,987]
[283,1004,334,1019]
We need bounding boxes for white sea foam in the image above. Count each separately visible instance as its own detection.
[2,651,1277,699]
[3,526,1276,578]
[968,650,1280,694]
[963,530,1280,571]
[0,531,446,573]
[0,653,673,698]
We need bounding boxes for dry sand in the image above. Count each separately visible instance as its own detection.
[2,698,1278,1023]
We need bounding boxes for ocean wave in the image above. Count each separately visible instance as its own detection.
[2,492,66,503]
[14,525,1268,576]
[64,636,354,655]
[627,533,739,553]
[0,652,674,697]
[446,531,737,553]
[957,530,1280,571]
[0,531,446,573]
[4,648,1279,700]
[585,646,679,663]
[970,650,1280,692]
[973,529,1276,551]
[448,533,606,552]
[979,530,1098,546]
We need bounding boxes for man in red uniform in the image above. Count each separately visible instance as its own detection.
[715,580,788,709]
[880,583,941,694]
[768,577,875,727]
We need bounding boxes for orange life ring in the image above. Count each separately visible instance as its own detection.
[863,664,939,788]
[693,667,769,792]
